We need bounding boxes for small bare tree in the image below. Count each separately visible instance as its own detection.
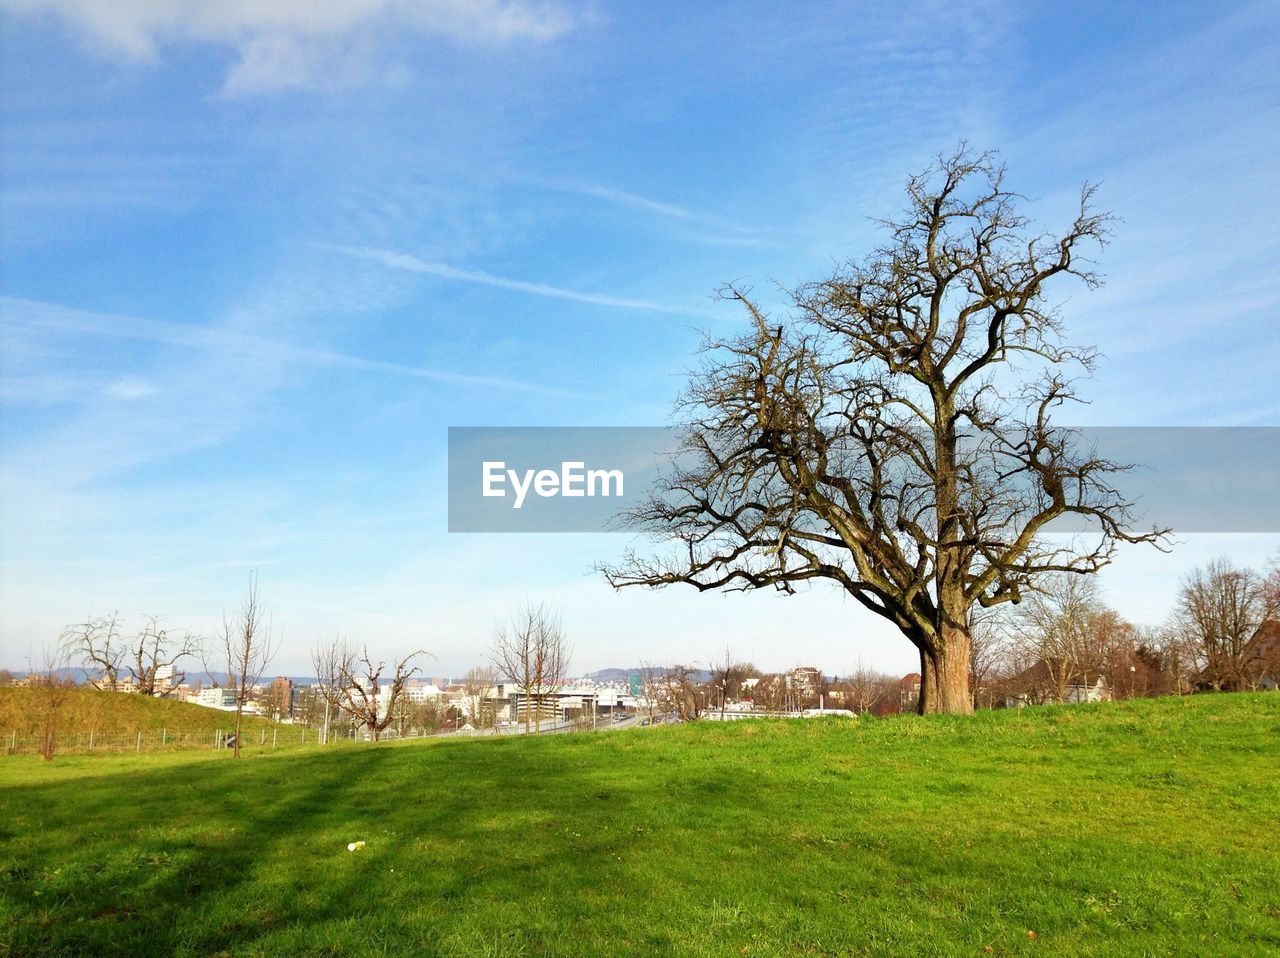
[751,674,789,714]
[127,615,200,695]
[635,661,665,724]
[659,664,703,721]
[707,646,754,718]
[839,662,893,714]
[490,602,572,735]
[461,665,497,728]
[257,679,291,722]
[336,647,428,741]
[310,634,353,744]
[968,607,1009,709]
[62,613,123,690]
[218,575,278,758]
[31,639,77,761]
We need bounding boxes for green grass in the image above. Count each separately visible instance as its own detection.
[2,694,1277,957]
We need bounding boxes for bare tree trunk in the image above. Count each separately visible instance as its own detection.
[932,626,974,715]
[233,703,244,758]
[918,647,938,715]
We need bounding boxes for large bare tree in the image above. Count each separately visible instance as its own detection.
[604,147,1165,714]
[490,602,572,735]
[335,647,427,741]
[1175,557,1270,691]
[218,575,278,758]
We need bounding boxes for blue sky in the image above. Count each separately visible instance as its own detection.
[2,0,1278,677]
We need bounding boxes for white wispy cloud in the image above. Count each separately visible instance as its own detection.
[103,376,160,400]
[571,184,696,221]
[1,0,579,95]
[325,243,717,316]
[540,180,771,248]
[0,296,604,400]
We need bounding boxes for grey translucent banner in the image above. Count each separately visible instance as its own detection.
[447,426,1280,534]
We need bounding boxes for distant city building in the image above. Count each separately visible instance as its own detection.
[403,683,443,703]
[197,687,238,710]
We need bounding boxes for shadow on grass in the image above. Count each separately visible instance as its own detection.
[4,734,746,955]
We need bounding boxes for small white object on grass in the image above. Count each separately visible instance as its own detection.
[346,841,366,852]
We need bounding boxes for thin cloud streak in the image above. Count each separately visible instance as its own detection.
[325,244,720,318]
[573,183,696,220]
[0,297,605,401]
[537,179,772,247]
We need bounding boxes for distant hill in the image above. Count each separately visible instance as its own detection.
[583,668,633,683]
[584,667,712,684]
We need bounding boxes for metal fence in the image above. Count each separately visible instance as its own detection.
[2,725,328,756]
[3,711,644,757]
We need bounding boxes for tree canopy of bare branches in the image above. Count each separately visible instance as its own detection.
[604,146,1167,714]
[336,647,428,741]
[461,665,498,728]
[490,602,571,734]
[62,612,200,695]
[707,646,755,718]
[1176,557,1271,691]
[63,613,123,691]
[833,663,895,715]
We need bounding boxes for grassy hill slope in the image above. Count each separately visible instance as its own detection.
[2,694,1277,957]
[0,687,287,751]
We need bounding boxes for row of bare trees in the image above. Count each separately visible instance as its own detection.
[299,602,573,742]
[26,575,280,760]
[61,613,201,696]
[24,549,1275,761]
[617,553,1279,720]
[969,554,1280,706]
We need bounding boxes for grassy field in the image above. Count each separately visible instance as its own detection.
[0,688,290,754]
[1,694,1277,957]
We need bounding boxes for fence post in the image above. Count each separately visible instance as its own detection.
[9,730,15,755]
[162,728,167,747]
[89,729,94,750]
[272,729,277,748]
[136,732,142,753]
